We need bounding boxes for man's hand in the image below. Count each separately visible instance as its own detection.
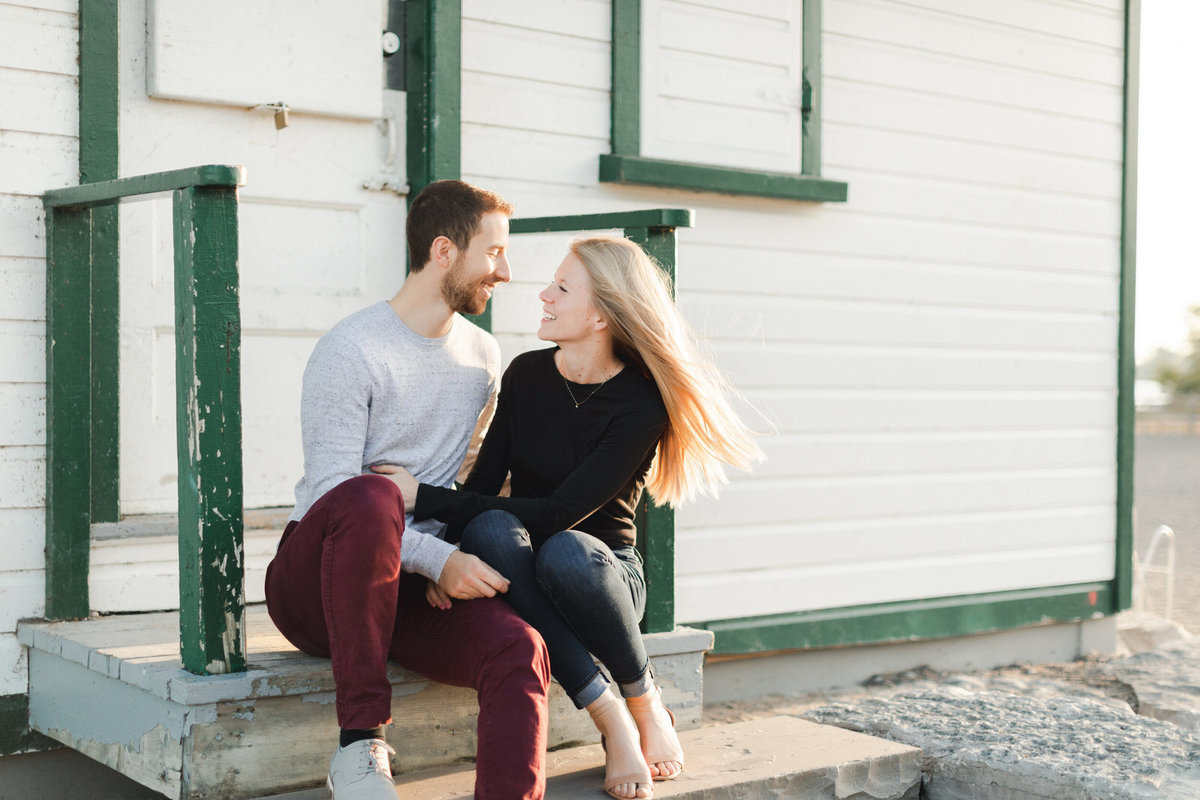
[369,462,419,507]
[437,551,510,600]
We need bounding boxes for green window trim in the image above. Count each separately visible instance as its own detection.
[695,582,1114,656]
[604,0,847,203]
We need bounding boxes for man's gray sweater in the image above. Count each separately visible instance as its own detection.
[290,302,500,581]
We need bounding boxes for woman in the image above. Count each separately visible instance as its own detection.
[378,236,761,799]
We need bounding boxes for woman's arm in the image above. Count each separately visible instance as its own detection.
[414,403,664,538]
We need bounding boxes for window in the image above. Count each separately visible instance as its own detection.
[601,0,847,202]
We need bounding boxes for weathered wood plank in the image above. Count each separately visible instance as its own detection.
[678,506,1116,575]
[677,542,1116,623]
[172,186,246,675]
[0,3,77,75]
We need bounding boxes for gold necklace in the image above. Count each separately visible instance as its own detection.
[562,373,614,408]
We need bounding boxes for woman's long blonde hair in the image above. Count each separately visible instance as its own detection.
[570,236,762,506]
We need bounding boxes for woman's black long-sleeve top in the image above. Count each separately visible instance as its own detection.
[412,347,667,549]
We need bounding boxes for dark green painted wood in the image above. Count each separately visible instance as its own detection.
[801,0,822,176]
[405,0,469,324]
[1116,0,1140,612]
[0,694,54,756]
[44,165,246,208]
[44,208,93,620]
[80,0,121,524]
[697,583,1114,656]
[404,0,462,196]
[611,0,640,156]
[510,209,694,234]
[626,225,678,634]
[172,186,247,675]
[600,154,848,203]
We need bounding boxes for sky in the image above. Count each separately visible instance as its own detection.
[1135,2,1200,362]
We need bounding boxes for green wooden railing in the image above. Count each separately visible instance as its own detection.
[44,165,248,675]
[509,208,694,634]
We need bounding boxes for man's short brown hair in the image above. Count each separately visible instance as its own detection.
[406,180,514,272]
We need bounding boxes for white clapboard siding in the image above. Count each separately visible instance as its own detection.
[747,388,1115,434]
[0,509,45,574]
[0,447,44,511]
[0,2,76,668]
[823,123,1123,199]
[0,258,47,322]
[678,505,1114,576]
[0,130,78,198]
[680,248,1117,312]
[677,540,1115,622]
[826,0,1124,85]
[88,527,280,613]
[0,70,76,137]
[0,320,44,384]
[0,3,76,75]
[641,0,802,173]
[0,384,45,447]
[708,343,1115,392]
[824,35,1122,123]
[458,0,1127,623]
[463,0,609,43]
[462,16,610,91]
[750,429,1116,480]
[687,297,1116,354]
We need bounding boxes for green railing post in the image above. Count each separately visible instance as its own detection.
[173,185,246,675]
[626,224,678,635]
[508,209,693,634]
[45,206,95,620]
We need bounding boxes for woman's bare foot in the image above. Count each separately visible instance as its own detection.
[626,686,684,781]
[587,688,653,799]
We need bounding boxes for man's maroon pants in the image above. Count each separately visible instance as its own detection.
[265,475,550,799]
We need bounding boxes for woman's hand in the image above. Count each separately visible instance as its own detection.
[426,579,453,610]
[369,463,419,507]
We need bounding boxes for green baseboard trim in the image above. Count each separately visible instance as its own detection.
[599,154,848,203]
[0,694,55,756]
[694,582,1113,656]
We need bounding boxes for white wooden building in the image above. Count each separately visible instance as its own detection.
[0,0,1138,793]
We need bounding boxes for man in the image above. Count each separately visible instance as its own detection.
[265,181,550,800]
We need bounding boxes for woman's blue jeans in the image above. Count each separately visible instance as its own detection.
[460,510,652,708]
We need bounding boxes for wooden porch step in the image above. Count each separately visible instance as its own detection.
[18,606,713,800]
[258,716,923,800]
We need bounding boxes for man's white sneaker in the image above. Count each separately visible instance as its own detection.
[327,738,398,800]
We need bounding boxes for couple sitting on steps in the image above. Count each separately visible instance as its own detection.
[265,180,760,800]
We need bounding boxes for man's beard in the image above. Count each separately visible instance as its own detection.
[441,255,490,316]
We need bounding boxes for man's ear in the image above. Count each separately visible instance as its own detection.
[429,235,457,271]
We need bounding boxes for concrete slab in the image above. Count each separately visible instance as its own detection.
[1108,639,1200,731]
[806,689,1200,800]
[259,717,922,800]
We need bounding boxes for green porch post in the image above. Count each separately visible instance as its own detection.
[173,186,247,675]
[44,207,95,620]
[626,224,678,634]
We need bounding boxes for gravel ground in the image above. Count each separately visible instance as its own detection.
[1135,433,1200,634]
[701,654,1139,727]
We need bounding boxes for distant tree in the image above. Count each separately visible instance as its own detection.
[1156,306,1200,400]
[1138,346,1180,381]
